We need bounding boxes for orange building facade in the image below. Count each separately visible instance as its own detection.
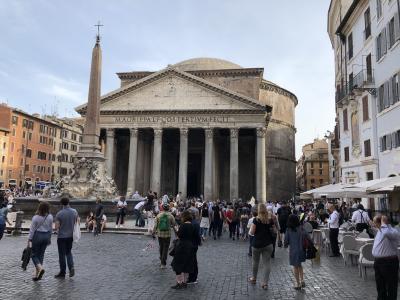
[0,104,61,187]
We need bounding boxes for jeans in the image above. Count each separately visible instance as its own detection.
[57,237,74,274]
[212,220,222,238]
[271,234,277,257]
[116,211,125,225]
[133,209,141,226]
[158,237,170,266]
[0,223,5,240]
[31,231,51,267]
[252,245,273,283]
[374,257,399,300]
[94,217,102,236]
[188,247,198,282]
[249,236,254,255]
[329,228,340,255]
[200,227,208,238]
[229,221,239,239]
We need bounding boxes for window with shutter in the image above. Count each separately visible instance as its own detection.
[391,132,397,149]
[364,8,371,39]
[384,81,390,108]
[386,134,392,150]
[382,28,387,55]
[376,36,381,61]
[380,137,384,152]
[378,84,384,112]
[376,87,382,113]
[392,74,398,104]
[362,96,369,121]
[388,79,393,105]
[376,0,382,19]
[364,139,371,157]
[395,13,400,41]
[343,109,348,131]
[388,18,395,49]
[344,147,350,162]
[396,130,400,148]
[395,73,400,103]
[348,33,353,60]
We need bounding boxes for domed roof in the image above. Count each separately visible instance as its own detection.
[173,57,242,71]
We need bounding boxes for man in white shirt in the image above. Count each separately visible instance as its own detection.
[134,200,145,227]
[372,215,400,300]
[326,204,340,257]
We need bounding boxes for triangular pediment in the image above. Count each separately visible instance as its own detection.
[76,68,268,114]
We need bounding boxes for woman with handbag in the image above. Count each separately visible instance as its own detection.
[284,214,311,290]
[28,201,53,281]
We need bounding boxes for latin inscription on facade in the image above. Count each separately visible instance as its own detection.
[115,116,230,124]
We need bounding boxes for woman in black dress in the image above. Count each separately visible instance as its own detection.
[171,210,196,289]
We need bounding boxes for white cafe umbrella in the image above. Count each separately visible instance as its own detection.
[366,176,400,194]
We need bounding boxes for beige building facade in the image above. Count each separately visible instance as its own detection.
[77,58,298,202]
[297,139,330,191]
[44,117,84,182]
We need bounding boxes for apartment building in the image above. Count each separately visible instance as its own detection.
[0,127,10,188]
[0,104,60,187]
[296,139,330,191]
[44,116,84,182]
[328,0,400,186]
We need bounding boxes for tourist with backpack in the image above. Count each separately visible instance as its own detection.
[153,203,177,269]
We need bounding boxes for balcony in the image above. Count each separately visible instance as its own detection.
[353,69,374,88]
[335,70,375,104]
[335,82,351,103]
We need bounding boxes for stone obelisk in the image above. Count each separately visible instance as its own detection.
[76,34,104,160]
[62,32,117,199]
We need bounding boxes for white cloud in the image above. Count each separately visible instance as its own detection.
[37,73,85,103]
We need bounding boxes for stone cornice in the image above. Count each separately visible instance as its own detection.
[96,109,266,116]
[187,68,263,77]
[269,118,297,131]
[260,80,298,106]
[117,71,153,80]
[266,155,296,163]
[116,68,263,80]
[76,67,271,114]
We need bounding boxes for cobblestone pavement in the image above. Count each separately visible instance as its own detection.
[0,233,389,300]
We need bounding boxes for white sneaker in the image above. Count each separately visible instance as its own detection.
[115,225,118,229]
[120,225,124,228]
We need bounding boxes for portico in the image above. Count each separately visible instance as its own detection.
[103,123,267,202]
[77,66,272,202]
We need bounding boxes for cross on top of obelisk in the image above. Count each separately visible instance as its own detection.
[94,21,103,43]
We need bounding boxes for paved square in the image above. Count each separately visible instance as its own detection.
[0,233,387,300]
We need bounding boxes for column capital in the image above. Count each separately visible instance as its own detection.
[153,128,163,138]
[256,127,266,138]
[129,128,138,137]
[230,128,239,139]
[204,128,214,139]
[180,128,189,137]
[106,128,115,138]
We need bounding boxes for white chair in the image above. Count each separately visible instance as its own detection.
[342,235,359,266]
[357,230,369,238]
[358,243,374,279]
[321,228,331,255]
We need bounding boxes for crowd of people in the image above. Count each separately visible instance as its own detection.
[1,189,399,298]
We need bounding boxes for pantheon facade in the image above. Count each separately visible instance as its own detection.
[77,58,297,202]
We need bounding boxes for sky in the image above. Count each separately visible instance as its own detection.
[0,0,336,159]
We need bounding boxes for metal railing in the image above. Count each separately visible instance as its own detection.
[353,69,374,88]
[335,70,374,103]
